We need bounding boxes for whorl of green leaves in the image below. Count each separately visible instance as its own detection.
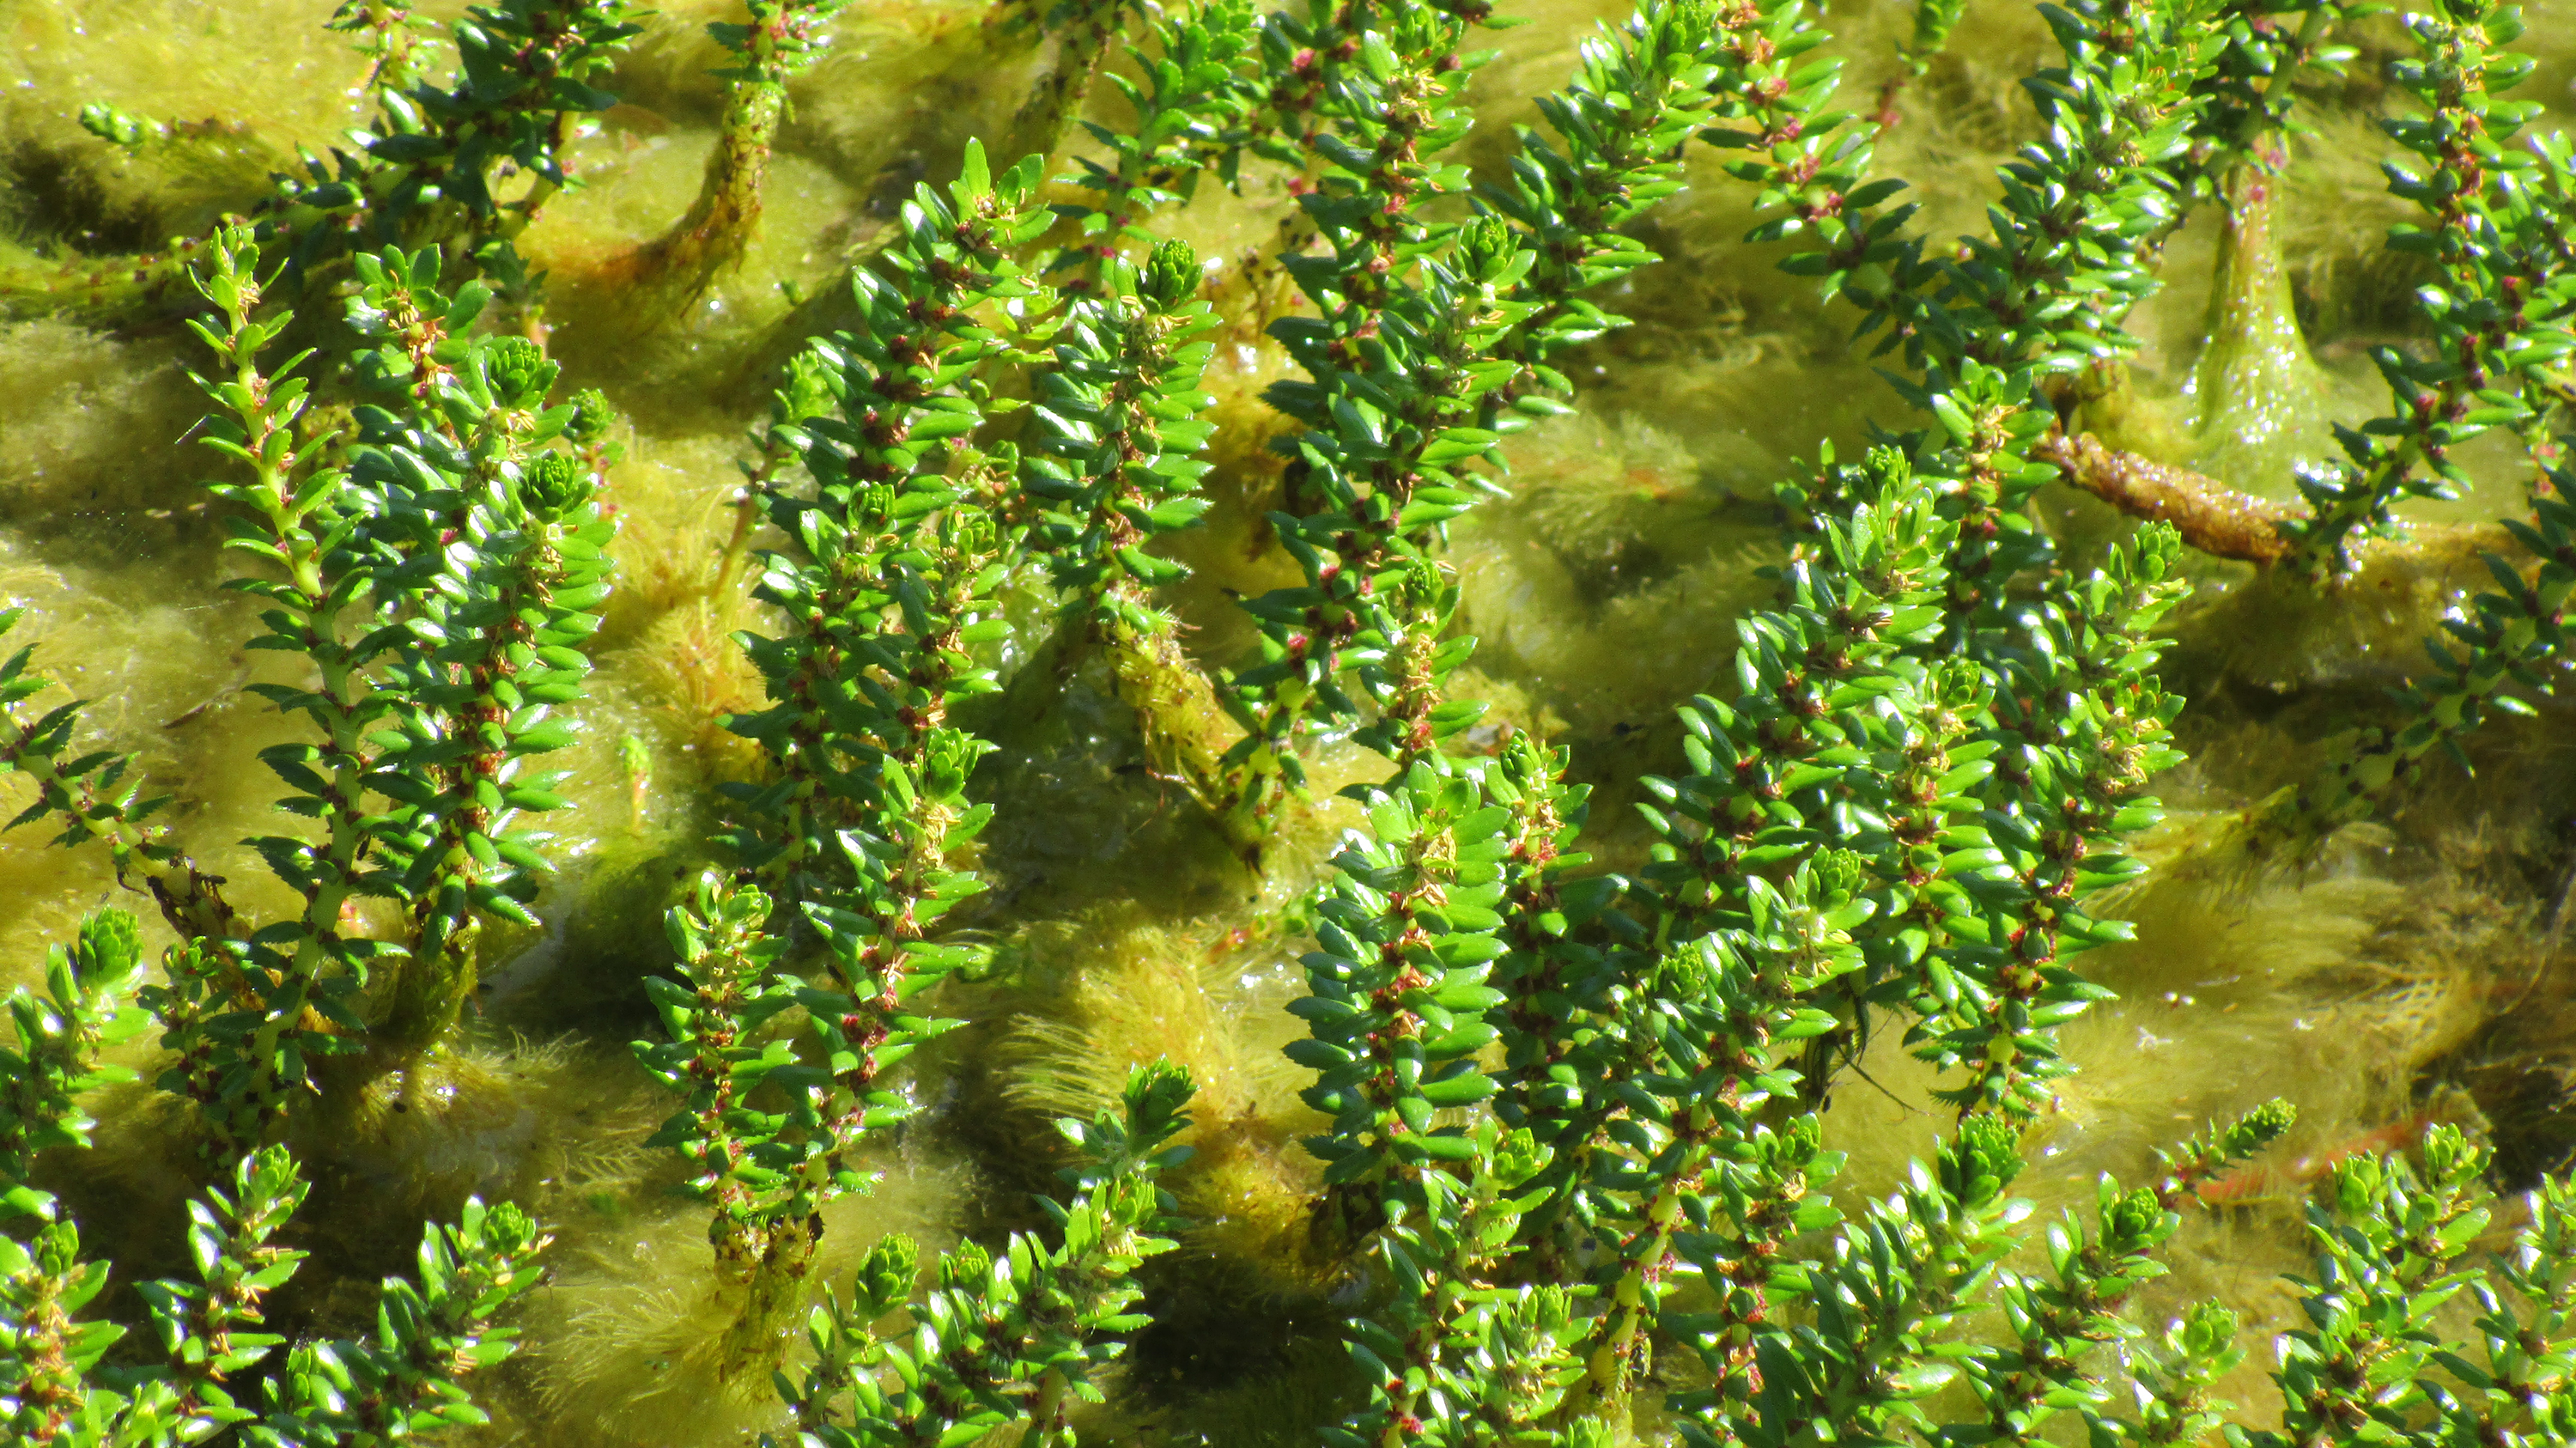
[1018,240,1261,825]
[2241,1127,2517,1447]
[1559,861,1861,1419]
[337,250,613,1048]
[1698,0,2239,597]
[2125,1301,2247,1448]
[3,1147,308,1446]
[1244,214,1533,776]
[181,226,386,1133]
[0,916,548,1445]
[634,877,807,1270]
[1650,450,2178,1123]
[1237,0,1510,173]
[1054,0,1265,283]
[767,1065,1196,1448]
[649,145,1050,1317]
[352,0,641,276]
[131,1147,313,1439]
[1024,240,1224,638]
[0,638,238,1059]
[1272,423,2172,1414]
[2233,2,2576,839]
[1332,1126,1588,1446]
[743,484,999,1085]
[1663,1118,2576,1448]
[1950,1177,2178,1448]
[2153,1095,2300,1206]
[8,0,641,321]
[1218,3,1499,800]
[2285,0,2574,578]
[1482,733,1621,1214]
[631,871,906,1384]
[1695,0,1904,302]
[263,1191,551,1442]
[2303,475,2576,830]
[722,139,1048,900]
[16,227,620,1153]
[1485,0,1731,402]
[1465,445,2185,1414]
[1674,1120,2027,1447]
[1289,759,1514,1205]
[1640,454,1956,940]
[1224,0,1741,811]
[1880,0,2221,379]
[1735,0,2219,1111]
[0,1169,552,1446]
[1685,0,2218,1112]
[160,230,611,1145]
[0,912,148,1225]
[0,610,179,883]
[2449,1169,2576,1442]
[1921,525,2186,1115]
[2180,0,2360,179]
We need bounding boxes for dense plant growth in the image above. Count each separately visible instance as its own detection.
[3,0,2575,1444]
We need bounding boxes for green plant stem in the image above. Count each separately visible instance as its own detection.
[623,0,851,318]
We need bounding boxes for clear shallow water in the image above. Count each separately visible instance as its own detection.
[4,0,2576,1440]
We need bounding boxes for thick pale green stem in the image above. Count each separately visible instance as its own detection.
[998,0,1127,168]
[716,1214,822,1390]
[618,15,794,315]
[1102,616,1262,859]
[1558,1122,1711,1425]
[2186,158,2336,491]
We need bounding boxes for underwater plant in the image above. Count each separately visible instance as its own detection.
[8,0,2576,1444]
[1,909,548,1444]
[3,219,617,1156]
[20,0,644,323]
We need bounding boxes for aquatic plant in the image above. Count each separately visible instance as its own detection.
[1,910,547,1445]
[616,0,856,313]
[769,1062,1197,1447]
[4,221,615,1156]
[7,0,2576,1444]
[12,0,643,322]
[1,204,608,1439]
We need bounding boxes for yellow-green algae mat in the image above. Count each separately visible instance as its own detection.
[5,0,2576,1442]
